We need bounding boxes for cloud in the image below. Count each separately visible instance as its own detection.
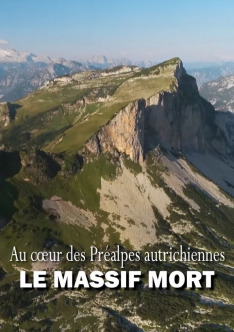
[0,39,8,45]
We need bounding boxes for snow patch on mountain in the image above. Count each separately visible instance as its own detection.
[0,48,51,63]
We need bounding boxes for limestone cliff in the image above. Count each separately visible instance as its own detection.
[144,78,223,154]
[83,99,145,163]
[83,60,229,163]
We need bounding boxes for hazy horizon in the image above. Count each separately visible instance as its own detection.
[1,0,234,64]
[0,46,229,71]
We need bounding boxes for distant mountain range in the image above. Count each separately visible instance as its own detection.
[83,54,155,69]
[0,48,52,63]
[0,48,157,102]
[200,75,234,112]
[2,47,234,103]
[188,62,234,87]
[0,48,94,102]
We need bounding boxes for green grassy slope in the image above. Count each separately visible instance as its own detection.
[1,58,180,155]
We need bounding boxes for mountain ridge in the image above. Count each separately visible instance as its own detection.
[0,47,156,103]
[78,58,232,162]
[188,62,234,87]
[1,57,233,158]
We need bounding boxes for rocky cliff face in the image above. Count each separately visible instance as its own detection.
[83,62,230,163]
[83,99,145,163]
[0,102,11,128]
[144,77,221,154]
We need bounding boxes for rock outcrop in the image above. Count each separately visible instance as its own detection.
[84,99,145,163]
[21,150,61,184]
[0,102,11,128]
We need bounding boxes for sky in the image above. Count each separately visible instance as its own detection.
[0,0,234,63]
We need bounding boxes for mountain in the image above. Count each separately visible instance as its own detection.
[0,48,93,103]
[188,62,234,87]
[0,58,234,331]
[84,55,155,69]
[85,55,132,68]
[0,48,157,103]
[199,75,234,151]
[200,75,234,112]
[0,48,52,63]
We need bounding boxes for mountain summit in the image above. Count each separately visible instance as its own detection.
[0,48,51,63]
